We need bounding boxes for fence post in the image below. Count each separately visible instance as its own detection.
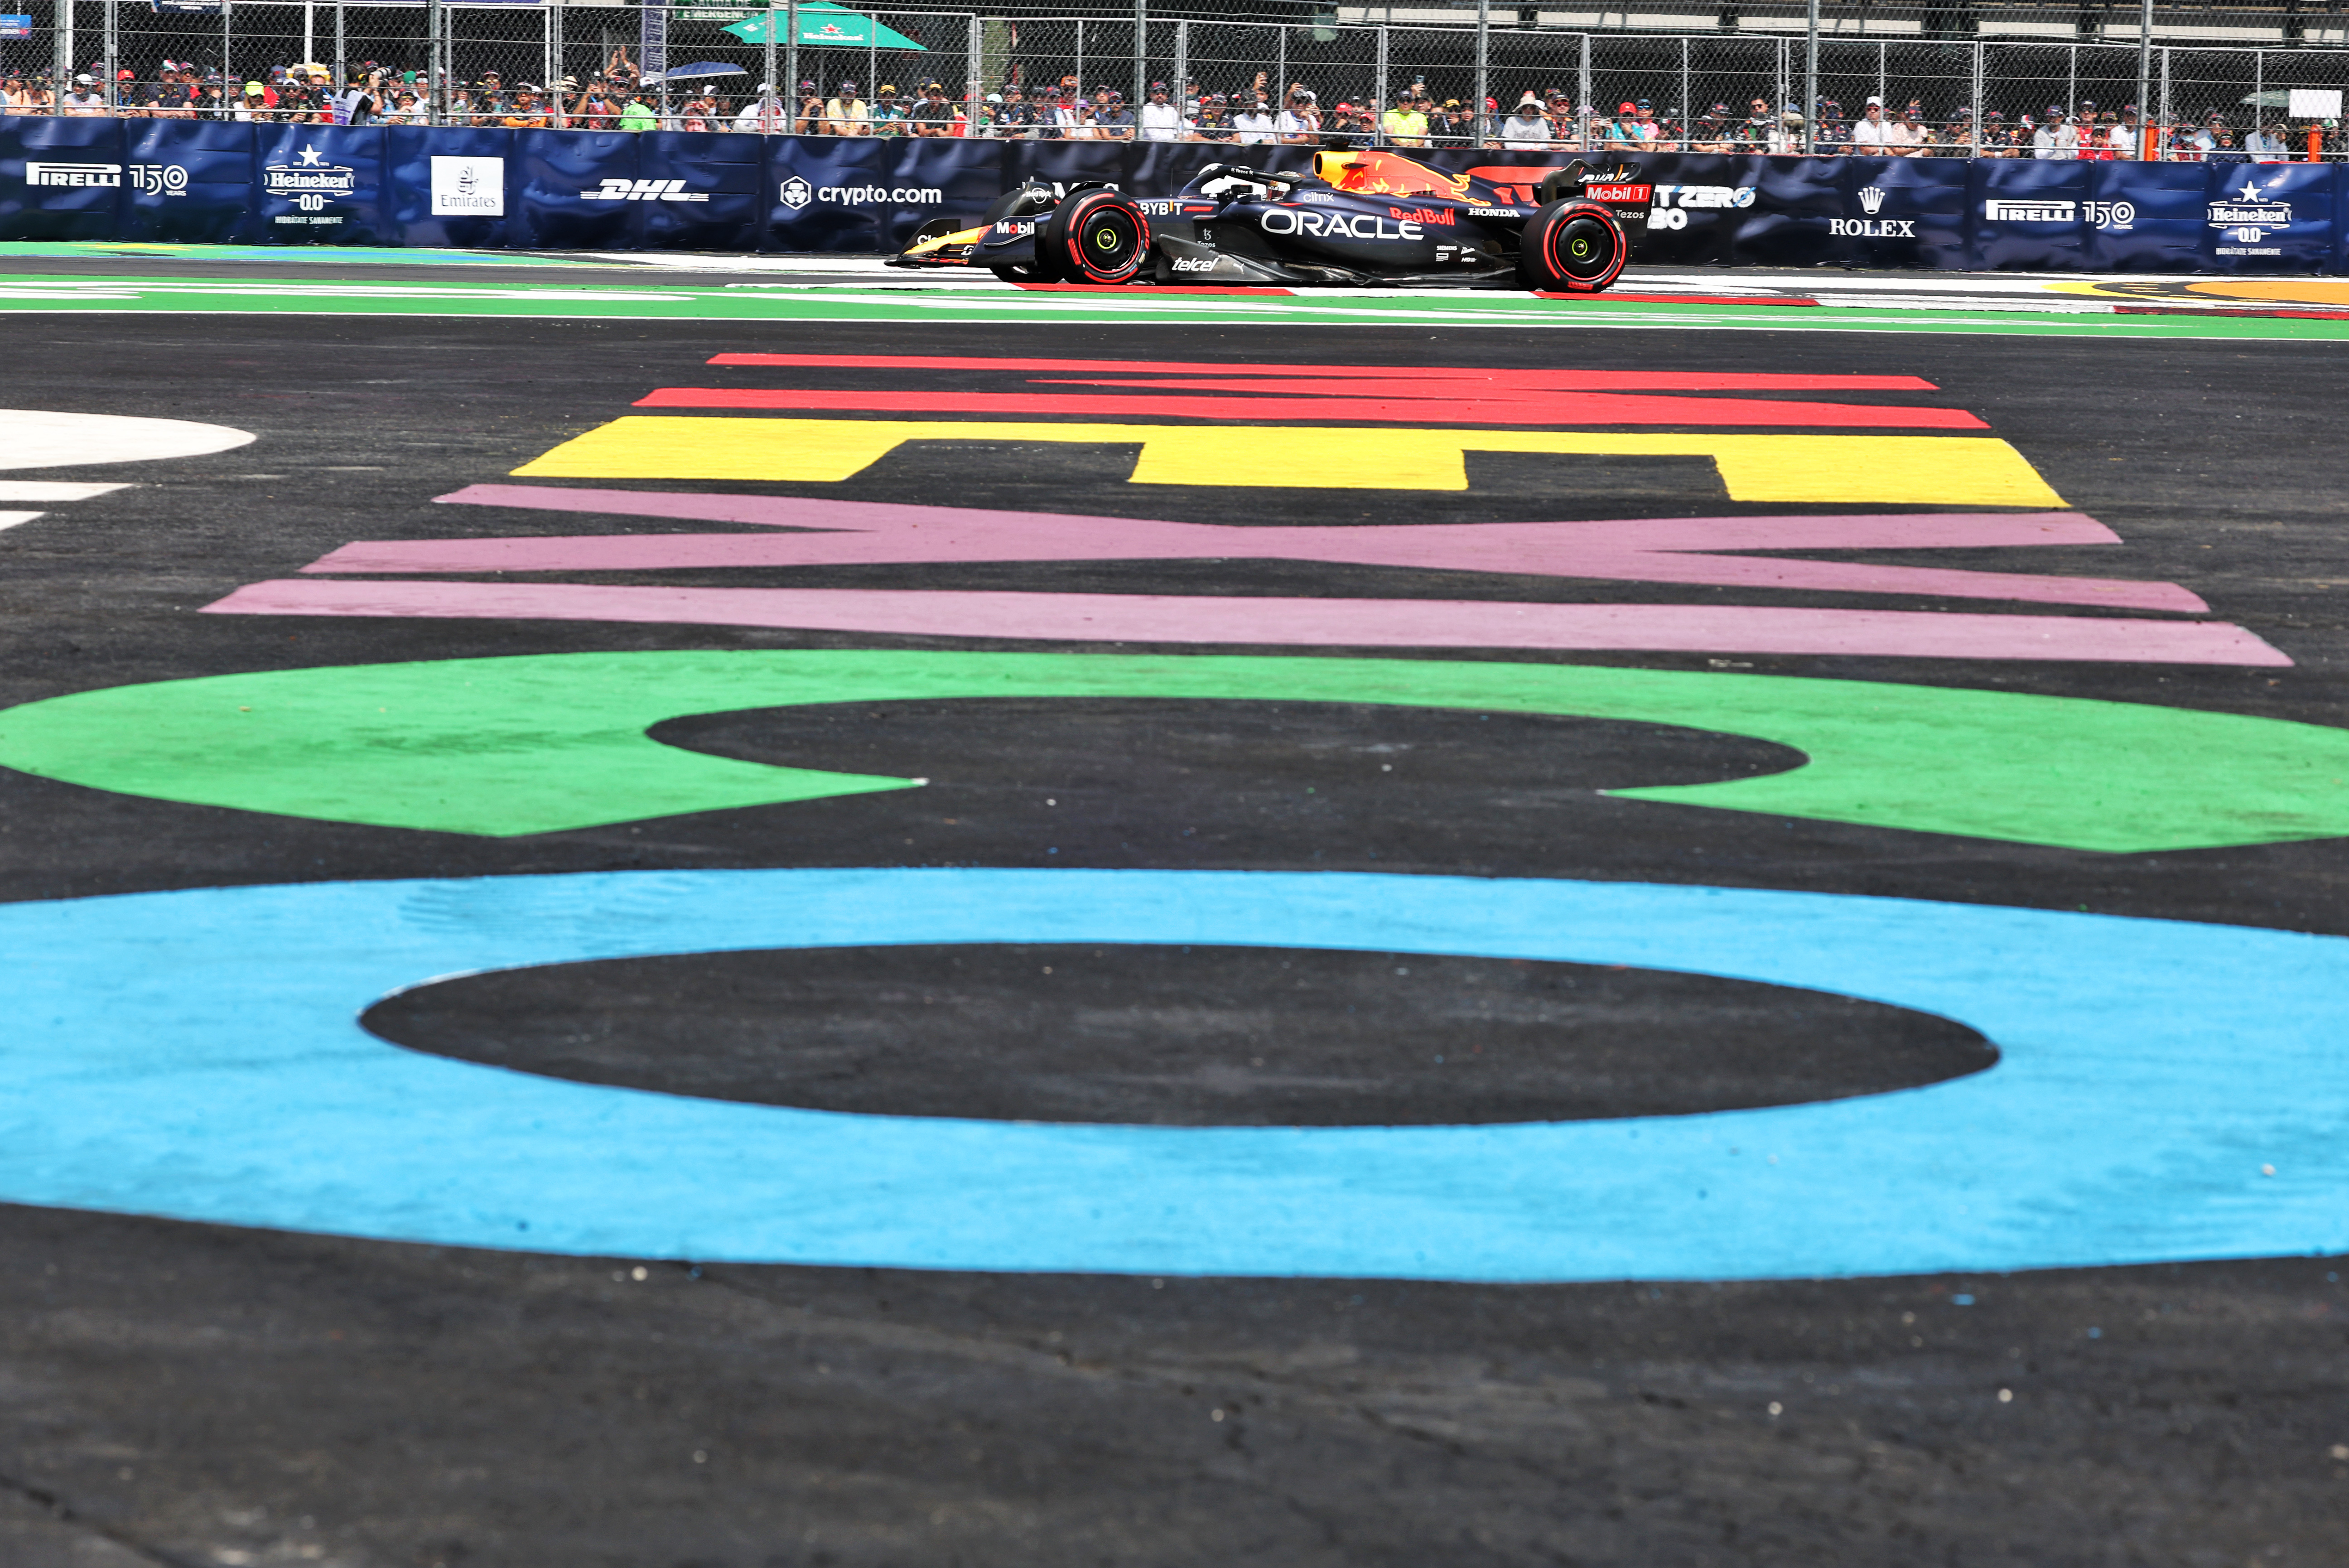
[1132,0,1144,115]
[1474,0,1488,141]
[2135,0,2152,153]
[1679,36,1688,149]
[424,0,439,122]
[1876,39,1885,110]
[1274,23,1284,106]
[1173,19,1187,114]
[1373,23,1387,144]
[2159,44,2171,158]
[1804,0,1818,153]
[966,14,980,134]
[1578,31,1590,150]
[548,0,562,126]
[334,0,344,89]
[761,0,775,112]
[222,0,231,104]
[101,0,114,110]
[783,0,796,110]
[54,0,69,101]
[1971,39,1983,154]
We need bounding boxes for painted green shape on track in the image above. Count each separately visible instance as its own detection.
[4,650,2349,850]
[0,273,2346,339]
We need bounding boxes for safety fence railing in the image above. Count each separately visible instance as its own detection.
[3,3,2348,157]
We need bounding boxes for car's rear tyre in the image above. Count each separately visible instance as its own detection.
[1516,199,1627,293]
[1041,189,1151,285]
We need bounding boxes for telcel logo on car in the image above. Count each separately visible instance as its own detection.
[1260,210,1423,240]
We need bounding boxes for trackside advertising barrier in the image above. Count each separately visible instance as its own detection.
[3,119,2345,272]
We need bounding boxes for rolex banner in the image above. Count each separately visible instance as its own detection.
[3,118,2345,272]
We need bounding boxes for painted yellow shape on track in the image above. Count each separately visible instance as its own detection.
[513,416,2067,506]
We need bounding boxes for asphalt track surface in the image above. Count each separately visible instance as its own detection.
[2,263,2348,1566]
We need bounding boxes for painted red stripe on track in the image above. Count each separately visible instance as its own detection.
[702,353,1938,391]
[632,387,1987,429]
[204,579,2287,666]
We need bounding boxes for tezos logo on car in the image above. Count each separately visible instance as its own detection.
[1830,185,1916,237]
[1261,209,1423,241]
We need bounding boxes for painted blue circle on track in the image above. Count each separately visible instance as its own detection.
[3,868,2343,1280]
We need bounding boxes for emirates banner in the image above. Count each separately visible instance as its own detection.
[3,119,2345,272]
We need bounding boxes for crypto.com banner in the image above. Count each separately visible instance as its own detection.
[1,118,2342,271]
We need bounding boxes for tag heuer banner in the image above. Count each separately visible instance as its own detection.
[5,118,2347,270]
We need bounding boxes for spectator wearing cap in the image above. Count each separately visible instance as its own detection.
[1095,86,1135,141]
[2245,116,2288,161]
[873,85,909,136]
[1849,95,1893,150]
[2029,104,2075,158]
[1277,86,1318,144]
[1138,80,1185,141]
[825,80,870,136]
[1380,86,1429,147]
[910,80,955,138]
[60,73,104,115]
[1230,90,1277,145]
[994,82,1037,140]
[790,79,822,134]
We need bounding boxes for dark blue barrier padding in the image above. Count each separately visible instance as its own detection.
[769,134,1003,251]
[638,130,765,252]
[1,118,124,241]
[2087,160,2205,273]
[384,126,512,251]
[8,121,2349,272]
[119,119,256,244]
[253,124,386,245]
[1971,159,2091,271]
[510,129,637,251]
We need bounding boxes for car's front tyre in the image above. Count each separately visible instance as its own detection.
[1041,189,1152,285]
[1516,199,1627,293]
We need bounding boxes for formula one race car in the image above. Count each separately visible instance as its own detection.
[891,147,1640,293]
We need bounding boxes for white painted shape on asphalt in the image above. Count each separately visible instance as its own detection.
[0,481,131,500]
[0,410,255,471]
[0,511,43,532]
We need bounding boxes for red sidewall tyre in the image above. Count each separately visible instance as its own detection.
[1047,190,1152,285]
[1519,199,1628,294]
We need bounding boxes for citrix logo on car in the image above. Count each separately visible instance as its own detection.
[1261,209,1423,241]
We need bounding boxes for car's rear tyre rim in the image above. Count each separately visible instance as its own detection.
[1548,214,1618,284]
[1067,196,1146,283]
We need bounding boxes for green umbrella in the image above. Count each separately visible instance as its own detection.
[724,4,930,50]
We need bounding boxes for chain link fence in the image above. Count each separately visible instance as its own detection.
[5,0,2349,157]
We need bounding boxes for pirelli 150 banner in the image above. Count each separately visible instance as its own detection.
[1,116,2344,273]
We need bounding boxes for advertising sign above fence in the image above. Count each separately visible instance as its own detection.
[5,120,2348,274]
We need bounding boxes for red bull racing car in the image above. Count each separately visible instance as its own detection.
[891,148,1641,293]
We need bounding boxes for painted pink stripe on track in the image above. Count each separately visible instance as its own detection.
[311,488,2206,615]
[205,580,2289,666]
